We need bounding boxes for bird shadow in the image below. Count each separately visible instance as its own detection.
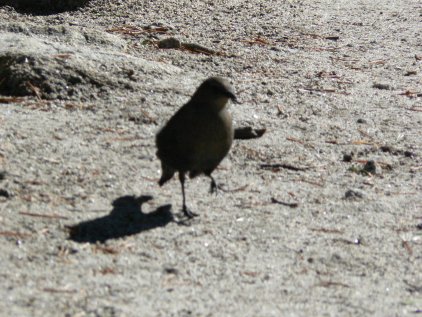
[67,195,174,243]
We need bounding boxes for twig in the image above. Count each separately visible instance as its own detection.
[303,87,334,93]
[0,231,31,238]
[311,47,339,52]
[42,288,77,294]
[404,280,422,293]
[368,59,387,65]
[286,136,316,149]
[19,211,69,220]
[389,192,417,196]
[271,197,299,208]
[0,97,26,103]
[107,136,147,142]
[93,245,120,255]
[218,185,248,193]
[51,53,73,59]
[181,43,222,56]
[332,238,362,245]
[107,25,170,37]
[26,81,42,100]
[241,37,272,46]
[310,228,344,234]
[301,87,350,95]
[294,178,325,187]
[315,280,350,288]
[260,163,310,172]
[402,240,413,256]
[357,128,375,140]
[325,140,348,145]
[406,106,422,112]
[351,140,376,145]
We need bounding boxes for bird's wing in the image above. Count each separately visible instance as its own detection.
[156,105,199,171]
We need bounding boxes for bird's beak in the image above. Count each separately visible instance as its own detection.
[226,91,239,104]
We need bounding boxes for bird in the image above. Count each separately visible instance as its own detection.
[156,77,237,218]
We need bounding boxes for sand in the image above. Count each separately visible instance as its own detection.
[0,0,421,316]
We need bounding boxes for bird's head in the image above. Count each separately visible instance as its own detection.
[192,77,237,111]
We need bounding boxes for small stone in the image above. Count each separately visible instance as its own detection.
[372,82,393,90]
[234,127,266,140]
[344,189,365,200]
[0,189,10,198]
[356,118,367,124]
[158,37,181,49]
[343,153,354,162]
[163,266,178,274]
[404,70,417,76]
[362,160,379,175]
[404,150,416,158]
[380,145,393,153]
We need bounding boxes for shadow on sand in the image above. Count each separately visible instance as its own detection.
[68,195,174,243]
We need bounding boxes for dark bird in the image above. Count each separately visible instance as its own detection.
[156,77,236,218]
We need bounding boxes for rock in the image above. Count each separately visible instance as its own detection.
[0,188,10,198]
[0,27,181,100]
[344,189,366,200]
[158,37,181,49]
[372,82,393,90]
[362,160,379,175]
[342,152,354,162]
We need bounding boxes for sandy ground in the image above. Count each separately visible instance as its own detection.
[0,0,421,316]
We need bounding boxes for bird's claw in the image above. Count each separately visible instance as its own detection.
[183,206,199,218]
[209,178,221,194]
[209,182,217,194]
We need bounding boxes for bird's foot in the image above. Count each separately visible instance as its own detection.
[209,180,227,195]
[183,206,199,218]
[209,178,219,194]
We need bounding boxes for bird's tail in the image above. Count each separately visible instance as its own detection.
[159,163,175,186]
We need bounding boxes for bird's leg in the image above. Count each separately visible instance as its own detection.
[207,175,218,194]
[179,172,198,218]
